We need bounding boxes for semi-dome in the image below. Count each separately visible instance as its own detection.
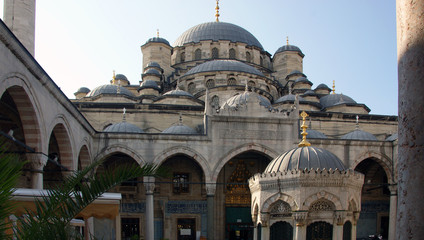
[162,124,197,134]
[274,94,306,104]
[184,60,265,77]
[265,146,346,172]
[86,84,135,97]
[341,129,377,141]
[139,80,160,91]
[75,87,90,94]
[163,89,194,97]
[320,93,357,109]
[115,74,128,81]
[104,122,144,133]
[174,22,263,50]
[144,37,170,46]
[274,44,304,56]
[221,91,271,109]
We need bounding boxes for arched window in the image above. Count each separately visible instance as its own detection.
[306,221,333,240]
[211,95,219,109]
[227,78,237,86]
[195,49,202,60]
[343,221,352,240]
[188,82,195,94]
[270,221,293,240]
[248,80,256,88]
[180,52,185,62]
[206,79,215,88]
[229,48,236,59]
[246,52,251,62]
[212,48,219,59]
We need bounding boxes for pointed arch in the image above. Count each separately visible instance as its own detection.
[261,192,296,213]
[351,151,393,183]
[94,144,146,166]
[78,144,91,170]
[211,143,279,182]
[303,191,343,210]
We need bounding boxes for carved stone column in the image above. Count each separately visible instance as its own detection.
[259,216,270,240]
[26,153,47,189]
[388,184,397,240]
[206,182,216,240]
[396,0,424,239]
[333,211,345,240]
[293,211,308,240]
[144,176,155,240]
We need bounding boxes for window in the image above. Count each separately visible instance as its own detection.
[211,95,219,109]
[248,80,256,88]
[188,82,195,94]
[212,48,219,59]
[180,52,185,62]
[122,218,140,240]
[246,52,251,62]
[173,173,189,193]
[206,79,215,88]
[195,49,202,60]
[229,48,236,59]
[227,78,237,86]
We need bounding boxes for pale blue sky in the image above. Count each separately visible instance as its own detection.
[1,0,398,115]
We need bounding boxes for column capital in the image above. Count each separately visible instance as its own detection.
[143,176,155,194]
[259,212,269,227]
[334,211,346,226]
[293,211,308,226]
[26,153,48,171]
[205,182,217,196]
[388,184,398,195]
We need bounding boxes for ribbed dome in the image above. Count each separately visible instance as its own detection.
[162,124,197,134]
[144,68,161,75]
[221,91,271,109]
[274,94,306,104]
[163,89,194,97]
[184,60,265,77]
[341,129,377,141]
[320,94,357,109]
[104,122,144,133]
[265,146,346,172]
[139,80,160,90]
[86,84,134,97]
[274,44,304,56]
[304,129,328,139]
[174,22,263,49]
[75,87,90,93]
[144,37,170,46]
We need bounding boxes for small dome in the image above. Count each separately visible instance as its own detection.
[274,94,306,104]
[341,129,377,141]
[274,44,304,56]
[386,133,398,141]
[265,146,346,172]
[304,129,328,139]
[146,62,162,69]
[144,37,170,46]
[289,70,303,75]
[184,60,265,77]
[221,91,271,109]
[315,83,331,91]
[162,124,197,135]
[303,90,317,96]
[294,77,312,85]
[320,94,357,109]
[139,80,160,90]
[104,122,144,133]
[86,84,134,97]
[163,89,194,97]
[144,68,161,76]
[115,74,128,81]
[174,22,263,49]
[75,87,90,93]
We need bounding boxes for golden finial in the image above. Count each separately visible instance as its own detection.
[298,111,311,147]
[112,70,116,84]
[157,29,159,38]
[286,36,289,45]
[332,80,336,94]
[215,0,220,22]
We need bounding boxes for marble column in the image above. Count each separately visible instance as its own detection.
[26,153,48,189]
[260,223,269,240]
[206,182,216,240]
[388,185,397,240]
[293,211,307,240]
[333,211,345,240]
[144,176,155,240]
[396,0,424,239]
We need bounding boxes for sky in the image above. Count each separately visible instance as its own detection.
[0,0,398,116]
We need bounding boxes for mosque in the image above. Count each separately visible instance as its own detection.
[0,1,398,240]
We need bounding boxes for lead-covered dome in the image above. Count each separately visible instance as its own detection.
[184,60,265,77]
[86,84,135,97]
[275,44,304,57]
[144,37,170,46]
[163,89,194,97]
[162,124,198,135]
[221,91,271,109]
[265,146,346,173]
[341,129,377,141]
[104,122,144,133]
[174,22,263,50]
[320,93,357,109]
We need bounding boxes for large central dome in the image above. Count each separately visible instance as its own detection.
[173,22,263,50]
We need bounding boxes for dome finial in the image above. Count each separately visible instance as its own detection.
[332,80,336,94]
[286,36,289,45]
[215,0,220,22]
[298,111,311,147]
[355,115,359,130]
[157,29,159,38]
[179,113,183,126]
[123,108,126,122]
[112,70,116,84]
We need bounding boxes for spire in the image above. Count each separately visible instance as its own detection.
[355,115,359,130]
[215,0,220,22]
[157,29,159,38]
[332,80,336,94]
[112,70,116,84]
[298,111,311,147]
[286,36,289,45]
